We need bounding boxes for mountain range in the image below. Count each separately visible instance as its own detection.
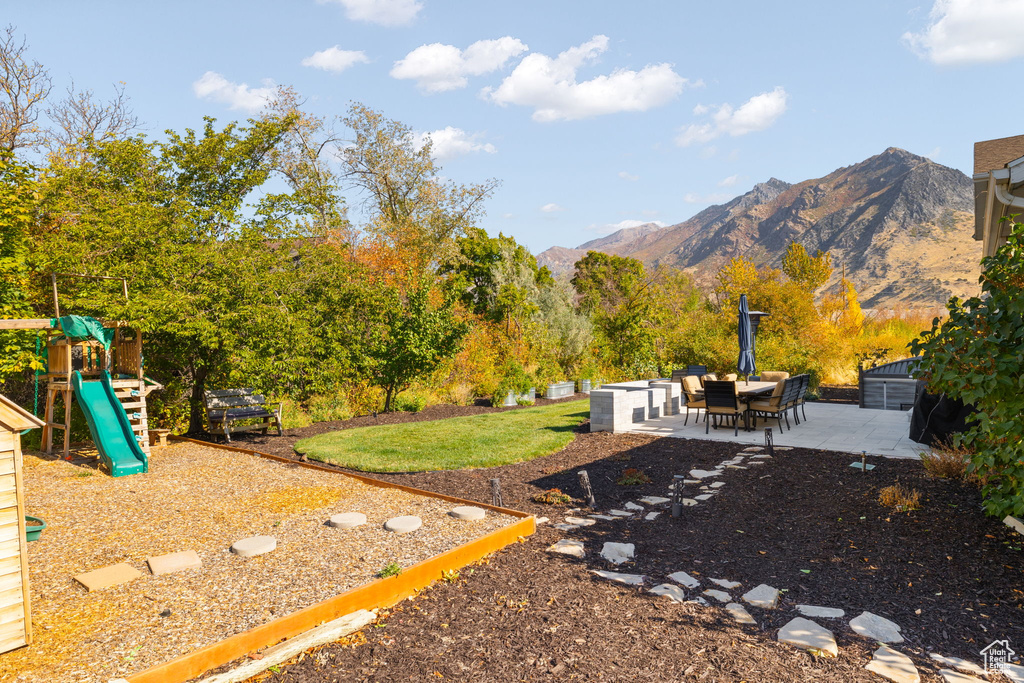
[537,148,981,308]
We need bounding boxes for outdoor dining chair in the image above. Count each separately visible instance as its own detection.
[748,379,790,432]
[703,380,747,436]
[794,374,810,422]
[759,371,790,383]
[681,375,706,426]
[686,364,708,376]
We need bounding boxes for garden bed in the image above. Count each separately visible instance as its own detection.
[263,429,1023,681]
[3,443,519,682]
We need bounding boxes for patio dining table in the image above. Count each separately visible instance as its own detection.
[695,381,777,431]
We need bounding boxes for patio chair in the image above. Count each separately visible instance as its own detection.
[701,373,717,387]
[723,373,738,381]
[681,375,706,426]
[670,369,688,385]
[793,373,810,421]
[747,379,791,432]
[686,364,708,376]
[703,380,747,436]
[760,371,790,383]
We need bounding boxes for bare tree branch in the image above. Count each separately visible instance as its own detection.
[0,24,52,152]
[45,80,141,161]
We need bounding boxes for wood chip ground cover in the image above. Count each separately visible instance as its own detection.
[257,424,1023,682]
[4,443,515,682]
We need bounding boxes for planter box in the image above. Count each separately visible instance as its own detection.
[545,381,575,399]
[579,379,592,393]
[502,388,535,407]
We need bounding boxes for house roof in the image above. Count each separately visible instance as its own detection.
[974,134,1024,174]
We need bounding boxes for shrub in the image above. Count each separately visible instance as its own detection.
[920,440,972,481]
[491,360,534,407]
[306,391,353,423]
[616,468,652,486]
[393,392,428,413]
[878,484,921,511]
[531,488,574,505]
[377,562,402,578]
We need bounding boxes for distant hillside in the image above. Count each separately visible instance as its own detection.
[536,148,980,308]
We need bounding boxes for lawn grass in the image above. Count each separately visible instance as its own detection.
[294,400,589,472]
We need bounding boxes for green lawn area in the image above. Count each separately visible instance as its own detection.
[294,399,589,472]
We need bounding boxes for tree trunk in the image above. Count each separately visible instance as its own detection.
[383,385,395,413]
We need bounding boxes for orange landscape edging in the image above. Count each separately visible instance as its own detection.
[125,436,536,683]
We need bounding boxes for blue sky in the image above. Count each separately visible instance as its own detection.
[7,0,1024,253]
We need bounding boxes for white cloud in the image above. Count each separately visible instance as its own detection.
[301,46,370,73]
[585,219,666,235]
[411,126,497,161]
[718,174,741,187]
[618,171,639,181]
[540,203,565,213]
[318,0,422,26]
[391,37,528,92]
[676,87,788,146]
[692,103,710,115]
[483,35,689,122]
[683,192,733,204]
[192,71,276,112]
[902,0,1024,65]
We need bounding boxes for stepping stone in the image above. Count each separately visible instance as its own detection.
[928,654,985,676]
[695,494,713,501]
[702,589,730,603]
[588,515,618,521]
[75,563,143,592]
[328,512,367,529]
[147,550,201,576]
[710,482,726,488]
[725,602,757,625]
[535,517,549,524]
[699,486,711,491]
[591,570,645,586]
[649,583,687,603]
[864,645,919,683]
[231,535,277,558]
[683,479,701,485]
[449,506,486,521]
[751,454,772,459]
[742,447,763,453]
[682,499,698,506]
[937,670,984,683]
[726,465,748,470]
[850,610,903,643]
[796,605,844,619]
[688,469,721,479]
[644,512,660,521]
[625,502,644,511]
[710,578,741,589]
[775,446,793,451]
[742,584,780,609]
[554,523,580,531]
[778,617,839,657]
[686,597,710,606]
[609,509,634,517]
[384,516,422,535]
[1002,664,1024,683]
[639,496,670,505]
[667,571,701,588]
[1005,515,1024,536]
[600,542,635,565]
[564,516,596,526]
[850,461,876,471]
[547,539,585,558]
[748,461,766,466]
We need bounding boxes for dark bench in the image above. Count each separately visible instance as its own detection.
[204,388,283,442]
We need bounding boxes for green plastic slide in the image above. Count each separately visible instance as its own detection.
[71,371,148,477]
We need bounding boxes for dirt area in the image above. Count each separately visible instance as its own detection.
[6,443,516,682]
[257,428,1023,682]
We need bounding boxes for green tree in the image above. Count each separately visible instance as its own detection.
[782,242,832,291]
[910,220,1024,518]
[364,276,468,412]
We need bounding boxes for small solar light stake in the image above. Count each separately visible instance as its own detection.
[764,427,774,457]
[671,474,686,517]
[490,478,503,507]
[861,451,867,473]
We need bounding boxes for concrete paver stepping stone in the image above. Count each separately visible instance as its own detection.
[742,584,780,609]
[702,589,731,603]
[547,539,585,558]
[695,494,714,501]
[591,569,645,586]
[554,523,580,531]
[710,578,741,589]
[796,605,844,619]
[384,515,422,534]
[710,482,726,488]
[147,550,201,576]
[589,514,618,521]
[564,516,596,526]
[609,509,634,517]
[775,447,793,451]
[645,512,660,521]
[649,583,687,603]
[1005,515,1024,536]
[751,454,772,459]
[726,465,748,470]
[864,645,919,683]
[937,670,984,683]
[927,654,985,676]
[682,498,699,506]
[689,469,721,479]
[639,496,671,505]
[725,602,757,625]
[687,597,710,606]
[850,610,903,643]
[778,617,839,657]
[625,502,644,511]
[668,571,701,588]
[535,517,549,524]
[742,447,764,452]
[1002,663,1024,683]
[328,512,367,529]
[449,505,486,521]
[600,542,635,565]
[683,479,701,485]
[75,563,143,591]
[748,461,766,466]
[231,535,277,558]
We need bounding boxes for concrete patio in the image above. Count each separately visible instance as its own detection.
[628,402,926,460]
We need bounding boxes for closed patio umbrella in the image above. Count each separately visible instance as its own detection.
[737,294,756,384]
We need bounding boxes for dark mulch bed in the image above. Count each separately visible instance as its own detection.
[243,414,1022,682]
